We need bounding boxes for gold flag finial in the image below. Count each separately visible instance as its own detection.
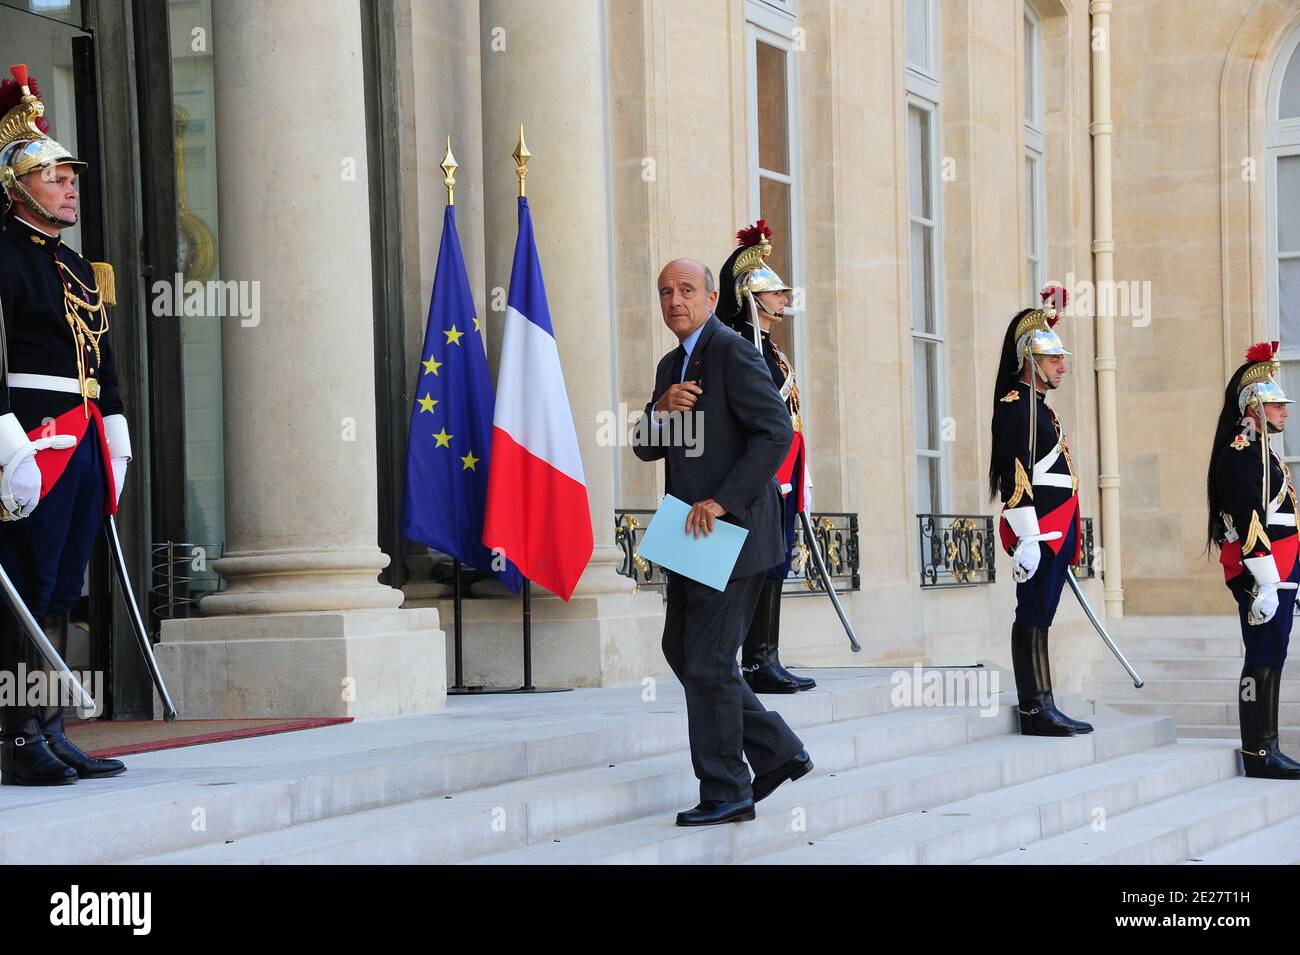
[513,124,531,197]
[441,136,458,206]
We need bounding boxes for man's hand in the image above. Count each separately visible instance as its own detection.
[685,498,727,538]
[1251,583,1280,625]
[655,381,703,416]
[1012,538,1041,583]
[5,456,41,518]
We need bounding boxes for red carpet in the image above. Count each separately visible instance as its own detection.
[64,717,353,758]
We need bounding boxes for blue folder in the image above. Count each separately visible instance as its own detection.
[636,494,749,591]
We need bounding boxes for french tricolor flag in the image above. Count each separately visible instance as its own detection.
[483,197,594,601]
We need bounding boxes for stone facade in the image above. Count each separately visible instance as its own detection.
[161,0,1300,715]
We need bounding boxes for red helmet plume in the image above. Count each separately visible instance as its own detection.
[1245,341,1278,364]
[0,64,48,133]
[736,219,772,247]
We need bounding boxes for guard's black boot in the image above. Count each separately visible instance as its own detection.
[0,613,75,786]
[1034,626,1093,734]
[760,578,816,691]
[1240,663,1300,779]
[742,580,801,695]
[1010,622,1076,736]
[36,612,124,779]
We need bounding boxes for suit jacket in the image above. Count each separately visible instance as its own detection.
[633,314,793,580]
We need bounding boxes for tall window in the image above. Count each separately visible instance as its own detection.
[1023,8,1046,295]
[1268,26,1300,462]
[906,0,945,514]
[745,1,802,367]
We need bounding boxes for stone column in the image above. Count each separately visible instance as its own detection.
[412,0,666,688]
[156,0,445,718]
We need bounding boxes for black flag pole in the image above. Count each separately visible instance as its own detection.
[446,559,485,695]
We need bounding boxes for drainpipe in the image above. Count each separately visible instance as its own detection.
[1090,0,1124,617]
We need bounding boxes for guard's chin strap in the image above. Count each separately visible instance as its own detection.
[754,296,783,318]
[744,290,762,353]
[2,179,73,229]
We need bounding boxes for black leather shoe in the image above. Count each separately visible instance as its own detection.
[41,711,125,779]
[771,659,816,691]
[744,663,801,695]
[0,716,77,786]
[1016,702,1077,737]
[675,799,756,826]
[752,749,813,802]
[1044,690,1093,734]
[29,611,126,779]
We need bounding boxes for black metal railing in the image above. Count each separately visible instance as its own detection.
[1073,517,1097,579]
[918,514,997,588]
[151,542,223,625]
[615,509,860,596]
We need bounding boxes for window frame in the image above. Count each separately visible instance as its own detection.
[744,2,808,413]
[1266,26,1300,464]
[1023,7,1046,297]
[905,69,948,514]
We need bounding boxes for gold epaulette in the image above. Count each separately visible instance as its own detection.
[1231,433,1250,451]
[90,262,116,307]
[1000,390,1020,403]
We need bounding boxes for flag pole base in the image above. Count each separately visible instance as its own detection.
[447,686,572,695]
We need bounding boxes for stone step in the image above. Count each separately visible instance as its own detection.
[1185,811,1300,864]
[1093,677,1300,703]
[976,775,1300,864]
[747,740,1238,864]
[466,711,1174,865]
[1108,616,1240,638]
[1115,636,1245,658]
[0,670,914,864]
[1100,698,1300,727]
[1097,658,1250,681]
[1176,725,1300,751]
[132,703,1020,864]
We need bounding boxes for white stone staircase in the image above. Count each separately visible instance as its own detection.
[1087,614,1300,749]
[3,666,1298,865]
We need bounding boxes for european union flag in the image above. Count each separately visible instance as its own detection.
[401,205,523,592]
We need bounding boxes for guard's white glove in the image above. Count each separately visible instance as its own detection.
[1013,538,1041,583]
[5,455,41,517]
[111,456,128,506]
[1251,583,1279,625]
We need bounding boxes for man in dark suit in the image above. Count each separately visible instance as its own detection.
[633,257,811,827]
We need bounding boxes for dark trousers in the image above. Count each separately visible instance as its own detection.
[662,570,804,802]
[1014,520,1078,628]
[1229,559,1300,670]
[0,434,104,618]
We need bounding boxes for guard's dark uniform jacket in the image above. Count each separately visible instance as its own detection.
[1212,432,1300,669]
[991,380,1081,626]
[0,216,126,618]
[1213,435,1300,586]
[0,217,124,423]
[736,321,805,578]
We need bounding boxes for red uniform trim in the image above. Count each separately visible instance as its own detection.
[1221,534,1298,584]
[999,494,1082,564]
[775,430,806,512]
[26,405,118,515]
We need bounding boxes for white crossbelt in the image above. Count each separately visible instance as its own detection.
[1031,442,1074,489]
[6,373,83,394]
[1267,489,1296,528]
